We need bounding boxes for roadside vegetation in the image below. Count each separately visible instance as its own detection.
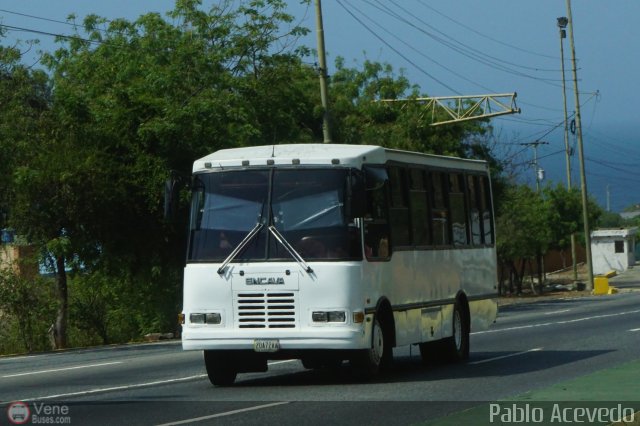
[0,0,629,355]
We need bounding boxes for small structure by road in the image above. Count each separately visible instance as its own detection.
[591,227,637,275]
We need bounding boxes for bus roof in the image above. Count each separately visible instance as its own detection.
[193,144,488,173]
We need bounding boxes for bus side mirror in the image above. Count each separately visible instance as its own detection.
[346,173,366,219]
[164,178,179,220]
[164,171,186,220]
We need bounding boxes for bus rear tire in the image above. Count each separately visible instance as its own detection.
[444,301,469,362]
[204,350,237,386]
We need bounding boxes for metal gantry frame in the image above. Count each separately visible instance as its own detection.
[378,93,521,126]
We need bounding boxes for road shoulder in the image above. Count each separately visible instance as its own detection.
[424,355,640,425]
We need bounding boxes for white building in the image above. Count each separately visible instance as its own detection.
[590,228,637,275]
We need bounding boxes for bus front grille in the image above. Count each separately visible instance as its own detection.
[236,292,296,329]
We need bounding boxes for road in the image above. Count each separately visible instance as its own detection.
[1,290,640,425]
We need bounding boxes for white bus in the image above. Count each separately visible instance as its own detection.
[179,144,498,385]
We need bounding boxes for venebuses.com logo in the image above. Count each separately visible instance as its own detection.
[6,401,71,424]
[7,401,30,425]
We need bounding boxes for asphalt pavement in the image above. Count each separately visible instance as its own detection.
[430,265,640,425]
[609,263,640,288]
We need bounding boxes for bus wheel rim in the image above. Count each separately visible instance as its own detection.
[454,310,462,351]
[372,322,384,364]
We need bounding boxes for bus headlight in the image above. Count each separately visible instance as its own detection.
[190,313,205,324]
[190,313,222,325]
[205,313,222,324]
[312,311,346,323]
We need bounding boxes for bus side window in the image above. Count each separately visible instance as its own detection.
[467,175,482,246]
[449,173,469,246]
[388,166,411,247]
[480,176,494,244]
[409,168,430,246]
[430,172,450,246]
[364,167,391,260]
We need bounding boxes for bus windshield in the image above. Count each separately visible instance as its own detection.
[188,168,362,262]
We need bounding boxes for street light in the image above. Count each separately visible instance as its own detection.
[557,16,578,282]
[557,17,568,31]
[557,17,570,185]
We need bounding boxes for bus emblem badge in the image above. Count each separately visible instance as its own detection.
[246,277,285,285]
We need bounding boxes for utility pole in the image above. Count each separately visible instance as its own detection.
[566,0,594,290]
[606,184,611,212]
[520,141,548,193]
[557,16,578,282]
[314,0,332,143]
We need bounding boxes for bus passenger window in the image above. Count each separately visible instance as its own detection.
[388,166,410,247]
[480,177,494,244]
[431,172,450,246]
[364,226,390,259]
[409,169,430,246]
[449,173,469,246]
[364,166,391,260]
[467,175,482,245]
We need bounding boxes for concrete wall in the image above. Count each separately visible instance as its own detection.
[0,244,38,278]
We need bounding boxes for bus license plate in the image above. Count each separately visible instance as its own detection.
[253,339,280,353]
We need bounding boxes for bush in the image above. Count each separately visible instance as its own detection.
[0,269,57,354]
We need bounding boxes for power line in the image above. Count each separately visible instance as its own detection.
[380,0,560,73]
[340,0,487,94]
[359,0,564,88]
[355,1,565,112]
[0,8,95,29]
[416,1,560,60]
[585,157,640,177]
[0,23,105,46]
[335,0,460,94]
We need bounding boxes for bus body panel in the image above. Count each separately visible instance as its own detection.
[361,247,497,347]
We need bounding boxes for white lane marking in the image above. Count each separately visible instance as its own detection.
[2,361,122,378]
[0,340,182,361]
[267,359,297,366]
[629,328,640,332]
[155,402,290,426]
[22,359,299,400]
[23,374,208,401]
[468,347,543,365]
[473,309,640,335]
[544,309,570,315]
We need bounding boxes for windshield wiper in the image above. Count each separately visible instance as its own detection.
[217,222,263,275]
[268,225,313,274]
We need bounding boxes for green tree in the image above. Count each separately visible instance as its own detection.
[544,185,583,257]
[7,0,316,348]
[496,184,551,294]
[0,40,50,229]
[598,210,622,228]
[544,184,604,268]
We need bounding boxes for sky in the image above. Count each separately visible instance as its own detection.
[1,1,639,212]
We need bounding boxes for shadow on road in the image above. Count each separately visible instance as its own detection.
[231,348,613,387]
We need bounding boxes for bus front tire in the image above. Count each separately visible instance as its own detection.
[444,301,469,362]
[351,318,388,379]
[204,350,237,386]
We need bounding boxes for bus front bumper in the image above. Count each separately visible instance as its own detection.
[181,326,370,351]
